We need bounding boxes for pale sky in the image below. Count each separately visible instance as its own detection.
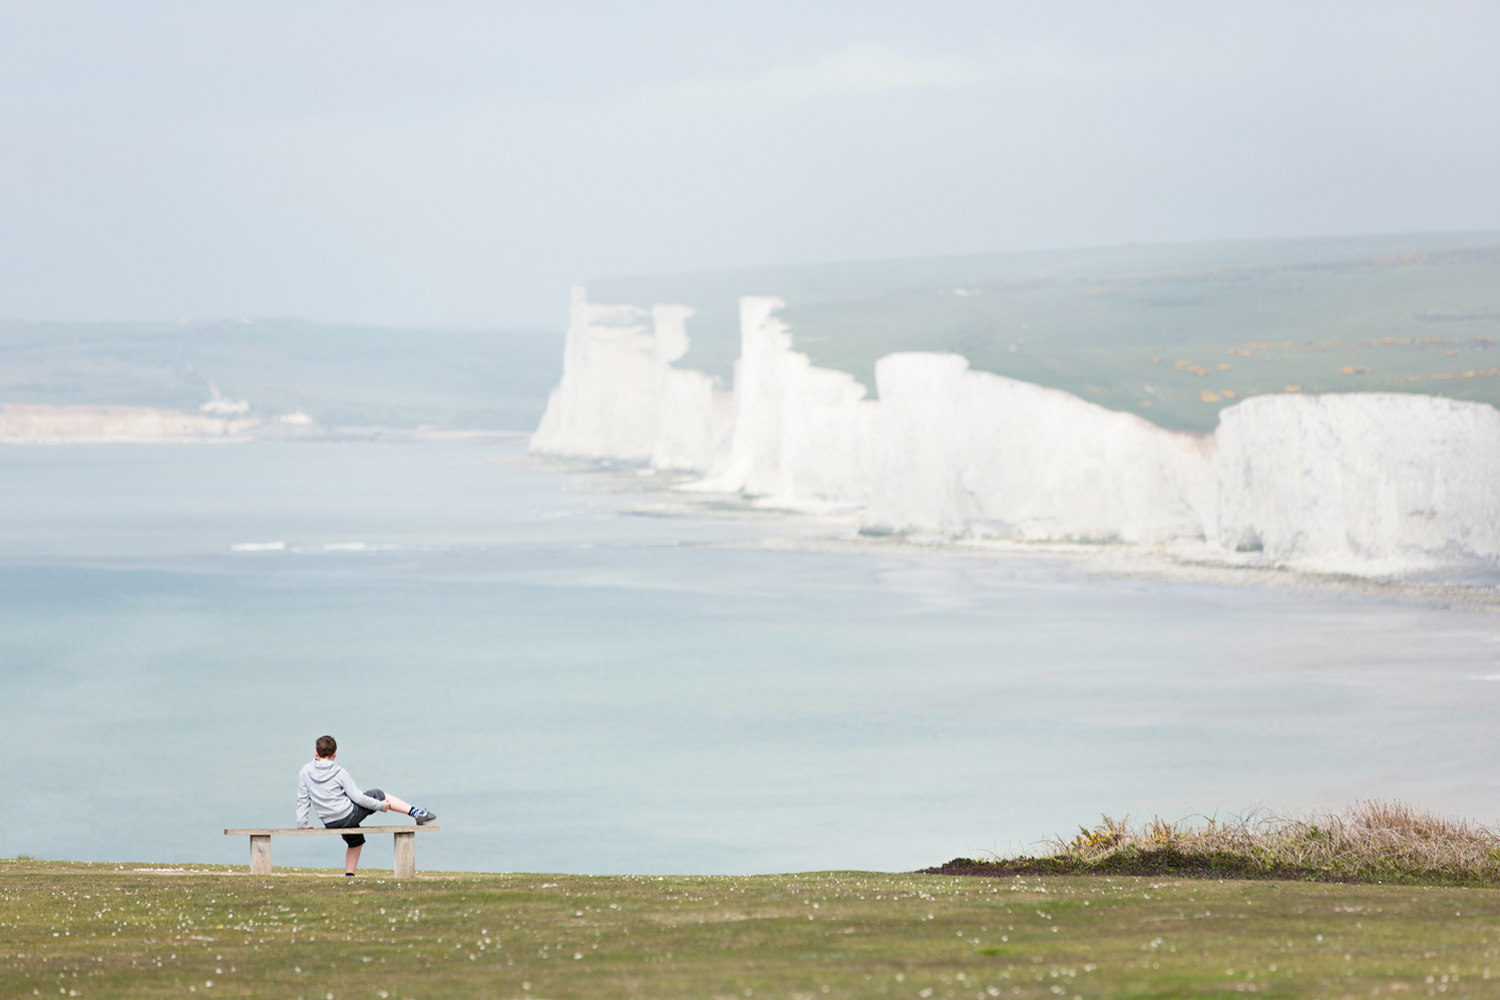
[1,1,1497,329]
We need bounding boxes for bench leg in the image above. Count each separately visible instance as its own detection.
[249,835,272,875]
[393,831,416,878]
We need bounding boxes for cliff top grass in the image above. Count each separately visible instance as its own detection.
[589,231,1500,432]
[929,801,1500,887]
[6,846,1500,998]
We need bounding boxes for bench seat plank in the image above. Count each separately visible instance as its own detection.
[225,826,439,835]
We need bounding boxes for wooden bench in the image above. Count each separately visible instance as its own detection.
[224,825,440,877]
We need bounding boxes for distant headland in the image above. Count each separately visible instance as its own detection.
[532,232,1500,579]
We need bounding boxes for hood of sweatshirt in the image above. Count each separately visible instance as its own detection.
[304,759,345,785]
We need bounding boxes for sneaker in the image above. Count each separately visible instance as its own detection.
[344,872,355,877]
[411,807,437,826]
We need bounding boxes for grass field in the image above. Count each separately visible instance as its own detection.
[590,232,1500,432]
[5,859,1500,999]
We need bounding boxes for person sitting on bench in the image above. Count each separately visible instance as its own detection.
[295,734,436,876]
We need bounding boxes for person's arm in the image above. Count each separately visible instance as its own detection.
[295,771,312,828]
[337,769,388,813]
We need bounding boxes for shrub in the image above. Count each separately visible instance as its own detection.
[929,801,1500,884]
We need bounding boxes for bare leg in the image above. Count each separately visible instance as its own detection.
[382,794,413,815]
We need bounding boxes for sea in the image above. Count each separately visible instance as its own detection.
[2,439,1498,875]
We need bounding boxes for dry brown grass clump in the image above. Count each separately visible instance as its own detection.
[1046,800,1500,883]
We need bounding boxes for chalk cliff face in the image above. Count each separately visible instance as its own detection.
[531,288,733,471]
[532,293,1500,574]
[0,404,260,444]
[1214,393,1500,572]
[691,298,878,510]
[863,354,1215,542]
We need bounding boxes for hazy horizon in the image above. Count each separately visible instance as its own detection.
[3,226,1494,331]
[3,1,1498,329]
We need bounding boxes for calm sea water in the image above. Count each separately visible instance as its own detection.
[2,440,1498,875]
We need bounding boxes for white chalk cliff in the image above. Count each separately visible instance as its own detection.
[531,287,733,471]
[1214,393,1500,572]
[532,293,1500,574]
[863,353,1216,543]
[689,297,878,510]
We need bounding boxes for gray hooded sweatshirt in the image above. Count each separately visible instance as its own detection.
[296,758,386,827]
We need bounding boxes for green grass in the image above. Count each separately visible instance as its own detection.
[783,258,1500,431]
[590,232,1500,431]
[6,859,1500,998]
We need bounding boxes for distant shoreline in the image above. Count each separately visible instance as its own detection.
[0,403,532,445]
[731,532,1500,611]
[542,456,1500,609]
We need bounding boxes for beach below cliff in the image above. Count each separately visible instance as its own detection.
[558,458,1500,610]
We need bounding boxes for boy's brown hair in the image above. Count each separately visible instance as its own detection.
[315,735,337,759]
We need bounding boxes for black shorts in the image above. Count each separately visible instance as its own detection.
[323,789,384,847]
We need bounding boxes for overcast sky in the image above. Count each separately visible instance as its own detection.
[1,1,1497,329]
